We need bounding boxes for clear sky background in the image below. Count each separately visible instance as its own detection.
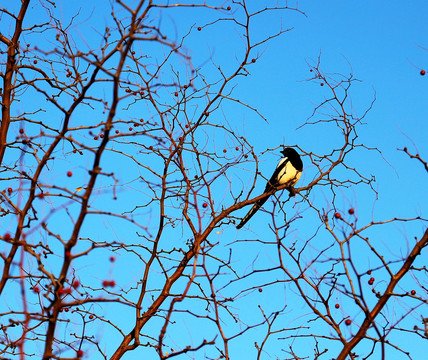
[1,1,427,359]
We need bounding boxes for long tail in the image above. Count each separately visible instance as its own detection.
[236,195,270,229]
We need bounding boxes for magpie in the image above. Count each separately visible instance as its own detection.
[236,147,303,229]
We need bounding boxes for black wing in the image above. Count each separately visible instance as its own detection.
[264,158,289,191]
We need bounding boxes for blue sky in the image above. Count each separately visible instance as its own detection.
[169,1,428,225]
[1,1,427,359]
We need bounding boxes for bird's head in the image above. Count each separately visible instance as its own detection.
[280,147,303,171]
[280,147,298,157]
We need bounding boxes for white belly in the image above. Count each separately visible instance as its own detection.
[277,159,301,185]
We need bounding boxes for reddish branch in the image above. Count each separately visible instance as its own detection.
[336,228,428,360]
[401,147,428,173]
[1,2,426,360]
[0,0,30,164]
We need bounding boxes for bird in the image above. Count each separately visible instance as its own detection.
[236,147,303,229]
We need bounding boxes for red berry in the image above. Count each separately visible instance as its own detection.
[348,208,355,215]
[7,187,12,194]
[149,146,153,150]
[65,307,69,312]
[102,280,115,287]
[320,83,324,86]
[258,288,262,292]
[420,70,426,76]
[197,27,202,31]
[77,349,84,357]
[33,286,40,293]
[235,147,239,151]
[100,134,104,138]
[223,149,227,153]
[4,233,11,240]
[89,315,94,319]
[131,51,135,55]
[94,136,99,140]
[174,92,178,96]
[140,118,144,122]
[202,202,208,208]
[67,171,72,177]
[411,290,416,295]
[244,154,248,158]
[334,212,341,219]
[59,287,72,295]
[115,130,119,134]
[72,280,80,288]
[33,60,38,64]
[109,256,115,262]
[345,319,352,326]
[65,251,71,257]
[227,6,231,10]
[368,277,374,285]
[251,58,256,63]
[129,127,133,131]
[19,128,24,134]
[185,124,189,128]
[367,270,372,275]
[335,303,340,309]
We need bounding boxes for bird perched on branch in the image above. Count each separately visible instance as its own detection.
[236,147,303,229]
